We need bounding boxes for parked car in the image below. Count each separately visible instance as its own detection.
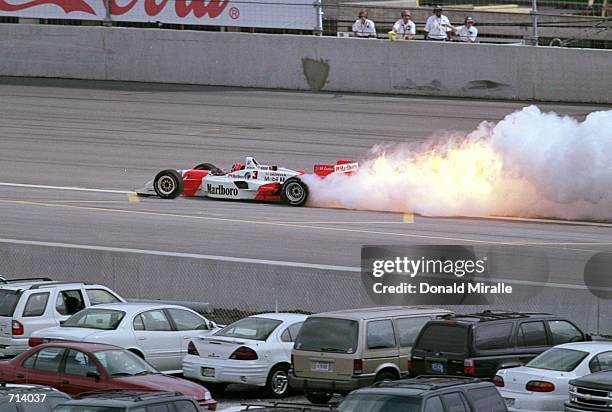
[565,370,612,411]
[410,311,588,379]
[30,302,219,373]
[0,277,124,357]
[336,376,508,412]
[53,390,207,412]
[0,341,217,410]
[1,383,71,412]
[495,341,612,411]
[290,306,452,404]
[183,313,307,398]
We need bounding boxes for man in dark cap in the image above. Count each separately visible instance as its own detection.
[424,5,452,40]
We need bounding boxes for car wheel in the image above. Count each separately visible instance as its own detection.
[193,163,218,171]
[281,178,309,206]
[266,364,290,398]
[153,169,183,199]
[374,370,398,383]
[306,391,333,404]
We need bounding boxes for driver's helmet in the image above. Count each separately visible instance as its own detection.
[231,162,244,172]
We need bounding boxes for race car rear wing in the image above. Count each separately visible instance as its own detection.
[313,160,358,177]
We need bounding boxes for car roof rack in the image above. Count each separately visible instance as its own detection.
[441,310,551,322]
[375,375,482,390]
[241,402,337,411]
[75,390,184,402]
[0,383,57,392]
[30,281,91,290]
[0,277,53,284]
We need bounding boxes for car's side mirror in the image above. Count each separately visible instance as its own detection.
[585,333,593,341]
[208,321,217,330]
[86,370,101,381]
[59,320,66,326]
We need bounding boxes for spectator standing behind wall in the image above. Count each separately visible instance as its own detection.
[352,10,377,38]
[452,16,478,42]
[424,5,451,41]
[392,10,416,40]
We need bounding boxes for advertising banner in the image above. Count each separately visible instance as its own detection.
[0,0,318,30]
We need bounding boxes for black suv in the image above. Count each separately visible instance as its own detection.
[565,370,612,411]
[410,311,588,379]
[0,383,71,412]
[52,390,203,412]
[337,376,507,412]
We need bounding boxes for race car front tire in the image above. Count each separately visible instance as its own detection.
[153,169,183,199]
[281,178,308,206]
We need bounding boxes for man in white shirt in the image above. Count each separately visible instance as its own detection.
[454,16,478,42]
[424,5,451,41]
[352,10,376,38]
[392,10,416,40]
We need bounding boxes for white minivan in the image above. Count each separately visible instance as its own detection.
[0,277,124,357]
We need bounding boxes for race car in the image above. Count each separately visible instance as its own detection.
[137,157,358,206]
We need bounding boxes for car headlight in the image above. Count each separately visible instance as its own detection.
[204,391,212,401]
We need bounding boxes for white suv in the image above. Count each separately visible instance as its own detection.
[0,277,124,357]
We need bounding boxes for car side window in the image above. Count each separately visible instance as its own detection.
[139,310,172,331]
[549,320,583,345]
[589,351,612,373]
[173,400,199,412]
[22,292,50,317]
[64,349,98,376]
[86,289,121,305]
[55,290,85,316]
[423,396,444,412]
[442,392,469,412]
[146,403,173,412]
[474,322,514,350]
[281,322,304,343]
[133,314,145,331]
[396,316,430,348]
[467,387,507,412]
[517,321,547,347]
[29,347,65,373]
[167,308,207,331]
[367,320,396,349]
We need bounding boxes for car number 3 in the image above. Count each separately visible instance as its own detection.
[252,171,258,179]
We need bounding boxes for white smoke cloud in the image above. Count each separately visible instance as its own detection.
[303,106,612,221]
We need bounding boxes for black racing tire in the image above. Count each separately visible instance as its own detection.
[374,369,399,383]
[306,391,333,405]
[153,169,183,199]
[281,177,309,207]
[265,364,291,398]
[193,163,218,171]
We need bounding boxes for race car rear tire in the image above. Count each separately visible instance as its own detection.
[193,163,217,171]
[281,177,308,207]
[153,169,183,199]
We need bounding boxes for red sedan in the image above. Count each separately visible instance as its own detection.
[0,342,217,410]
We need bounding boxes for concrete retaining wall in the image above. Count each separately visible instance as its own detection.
[1,24,610,103]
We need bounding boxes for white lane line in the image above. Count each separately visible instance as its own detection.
[0,238,598,291]
[0,238,361,273]
[0,182,134,195]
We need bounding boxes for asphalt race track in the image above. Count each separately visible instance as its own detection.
[1,77,611,408]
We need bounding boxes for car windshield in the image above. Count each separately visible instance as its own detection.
[295,317,359,353]
[415,324,468,355]
[93,349,158,376]
[0,289,21,316]
[338,394,421,412]
[527,348,589,372]
[215,317,282,341]
[62,308,125,330]
[53,408,125,412]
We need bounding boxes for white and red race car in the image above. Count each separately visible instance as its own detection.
[137,157,358,206]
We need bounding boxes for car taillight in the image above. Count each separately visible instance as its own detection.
[353,359,363,374]
[463,358,475,376]
[229,346,258,360]
[28,337,46,347]
[12,320,24,336]
[187,341,199,356]
[526,380,555,392]
[492,375,505,387]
